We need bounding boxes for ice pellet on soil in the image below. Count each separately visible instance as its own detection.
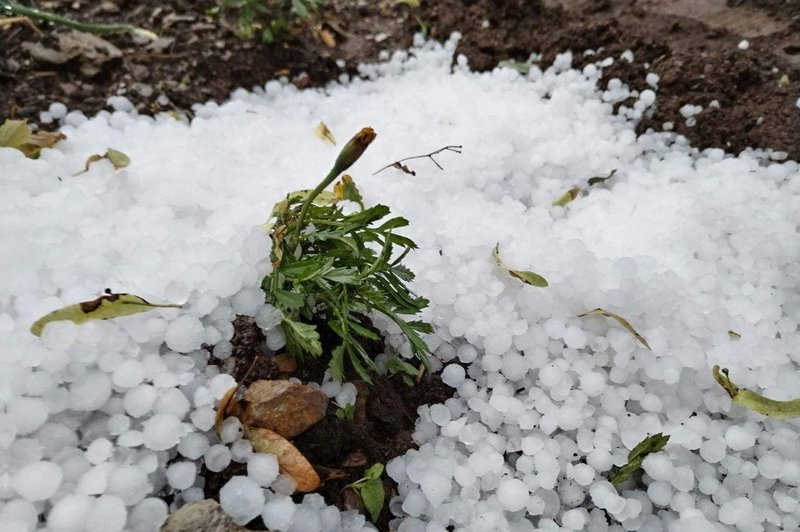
[166,462,197,490]
[441,364,465,388]
[220,476,265,525]
[248,453,280,487]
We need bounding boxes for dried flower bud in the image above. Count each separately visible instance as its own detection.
[332,127,376,176]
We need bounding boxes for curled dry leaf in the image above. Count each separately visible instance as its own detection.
[333,175,364,207]
[76,148,131,175]
[713,365,800,420]
[214,386,245,436]
[0,119,66,159]
[492,243,548,287]
[578,308,651,350]
[31,291,181,336]
[246,426,320,492]
[242,380,328,438]
[728,330,741,340]
[552,186,581,207]
[314,121,337,145]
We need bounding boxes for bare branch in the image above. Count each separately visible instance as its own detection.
[373,145,462,176]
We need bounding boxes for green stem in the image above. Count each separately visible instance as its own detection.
[3,1,157,39]
[292,167,341,242]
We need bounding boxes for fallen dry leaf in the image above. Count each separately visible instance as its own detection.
[31,291,180,336]
[215,386,244,436]
[246,427,320,492]
[243,380,328,438]
[578,308,652,350]
[314,121,336,145]
[22,31,122,76]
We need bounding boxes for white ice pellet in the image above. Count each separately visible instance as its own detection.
[204,444,232,472]
[262,496,297,530]
[441,364,466,387]
[11,461,62,501]
[85,495,127,532]
[129,498,169,531]
[107,465,150,505]
[335,382,358,407]
[220,476,265,525]
[165,316,206,353]
[496,478,530,511]
[562,508,589,530]
[248,453,280,486]
[142,414,185,451]
[166,461,197,490]
[724,425,756,451]
[85,438,113,464]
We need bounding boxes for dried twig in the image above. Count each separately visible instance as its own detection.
[373,145,462,175]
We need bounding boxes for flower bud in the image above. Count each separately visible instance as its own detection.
[331,127,376,176]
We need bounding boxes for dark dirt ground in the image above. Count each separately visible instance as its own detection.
[2,0,800,159]
[202,316,452,531]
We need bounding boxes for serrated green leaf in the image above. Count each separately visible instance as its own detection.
[272,288,306,310]
[608,432,670,486]
[329,344,345,381]
[31,292,180,336]
[492,244,548,287]
[386,356,419,377]
[282,318,322,357]
[578,308,651,350]
[360,478,385,523]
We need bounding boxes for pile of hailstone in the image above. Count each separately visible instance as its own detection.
[2,32,800,532]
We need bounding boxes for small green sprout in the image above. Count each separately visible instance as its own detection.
[216,0,324,44]
[335,402,355,420]
[385,355,420,387]
[608,433,670,486]
[347,463,385,523]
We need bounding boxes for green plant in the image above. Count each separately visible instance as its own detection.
[215,0,323,43]
[608,433,670,486]
[335,402,355,420]
[263,128,432,383]
[346,463,385,523]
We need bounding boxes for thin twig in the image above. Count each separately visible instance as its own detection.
[373,145,462,175]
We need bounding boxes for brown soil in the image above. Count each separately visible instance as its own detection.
[2,0,800,159]
[203,316,452,530]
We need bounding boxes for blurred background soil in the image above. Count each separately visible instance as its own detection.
[2,0,799,156]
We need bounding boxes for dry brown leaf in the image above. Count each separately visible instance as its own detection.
[246,427,320,492]
[272,353,298,374]
[578,308,652,350]
[319,28,336,48]
[243,380,328,438]
[215,386,244,436]
[314,121,336,145]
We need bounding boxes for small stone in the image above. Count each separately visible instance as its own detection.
[160,499,247,532]
[244,380,327,438]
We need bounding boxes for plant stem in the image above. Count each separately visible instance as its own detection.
[292,166,341,241]
[2,1,157,39]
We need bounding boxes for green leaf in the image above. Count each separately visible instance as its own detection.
[578,308,651,350]
[498,59,533,74]
[588,169,617,186]
[31,292,180,336]
[282,318,322,357]
[329,344,345,381]
[272,288,306,311]
[713,365,800,419]
[386,356,419,378]
[363,463,384,480]
[360,478,385,523]
[492,244,548,287]
[608,433,670,486]
[552,186,581,207]
[728,330,741,340]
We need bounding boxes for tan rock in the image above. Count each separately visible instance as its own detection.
[161,500,247,532]
[244,380,327,438]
